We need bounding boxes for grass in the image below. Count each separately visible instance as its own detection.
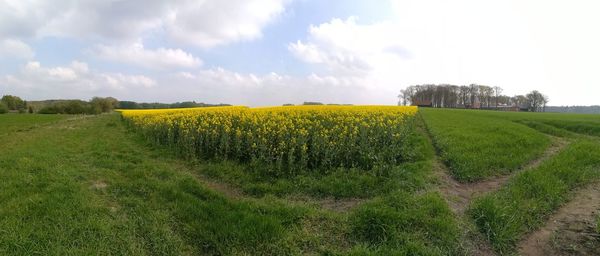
[420,108,550,182]
[348,191,461,255]
[4,108,599,255]
[0,113,67,135]
[514,120,575,138]
[0,114,310,255]
[0,113,462,255]
[597,214,600,234]
[540,120,600,137]
[468,140,600,253]
[478,110,600,137]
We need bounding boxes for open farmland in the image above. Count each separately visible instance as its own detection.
[2,107,600,255]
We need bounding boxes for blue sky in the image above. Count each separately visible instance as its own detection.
[1,0,599,106]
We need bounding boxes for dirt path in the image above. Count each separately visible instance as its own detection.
[518,183,600,256]
[438,136,569,215]
[422,123,570,256]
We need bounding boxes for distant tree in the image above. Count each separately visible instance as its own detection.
[28,106,34,114]
[0,103,7,114]
[90,97,118,114]
[1,95,26,111]
[493,86,503,107]
[303,102,324,105]
[542,94,550,112]
[117,101,140,109]
[399,84,547,112]
[526,90,548,112]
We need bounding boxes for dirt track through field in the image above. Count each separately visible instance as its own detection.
[438,136,568,215]
[518,182,600,256]
[423,121,570,256]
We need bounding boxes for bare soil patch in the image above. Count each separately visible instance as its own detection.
[90,180,108,190]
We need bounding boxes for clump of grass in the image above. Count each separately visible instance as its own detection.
[468,140,600,253]
[348,191,461,255]
[420,108,550,182]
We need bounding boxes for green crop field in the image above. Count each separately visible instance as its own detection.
[1,108,600,255]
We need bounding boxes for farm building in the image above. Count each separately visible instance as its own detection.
[411,99,433,107]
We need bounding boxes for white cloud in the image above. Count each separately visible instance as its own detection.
[0,0,289,48]
[0,61,156,100]
[92,42,202,69]
[0,39,34,59]
[166,0,288,48]
[289,0,600,106]
[289,17,407,76]
[147,67,376,106]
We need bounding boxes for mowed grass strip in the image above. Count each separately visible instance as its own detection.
[0,114,67,135]
[468,140,600,253]
[420,108,550,182]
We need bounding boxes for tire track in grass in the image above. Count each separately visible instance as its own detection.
[420,114,571,256]
[439,136,569,215]
[188,172,366,212]
[161,157,367,213]
[518,183,600,256]
[419,117,496,255]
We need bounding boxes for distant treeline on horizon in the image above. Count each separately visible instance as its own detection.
[546,106,600,114]
[116,101,231,109]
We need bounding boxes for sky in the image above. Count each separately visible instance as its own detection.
[0,0,599,106]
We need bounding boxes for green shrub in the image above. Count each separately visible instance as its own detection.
[0,104,7,114]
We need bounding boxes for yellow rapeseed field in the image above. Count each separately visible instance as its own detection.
[120,105,418,175]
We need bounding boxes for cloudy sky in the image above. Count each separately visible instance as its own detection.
[0,0,599,106]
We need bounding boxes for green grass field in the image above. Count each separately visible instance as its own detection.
[1,109,599,255]
[420,108,551,182]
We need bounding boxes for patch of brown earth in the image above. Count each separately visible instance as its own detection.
[196,177,244,199]
[90,180,108,190]
[517,183,600,256]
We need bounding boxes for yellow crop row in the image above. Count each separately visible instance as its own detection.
[120,105,418,175]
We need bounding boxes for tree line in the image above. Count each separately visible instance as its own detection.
[398,84,549,112]
[117,101,231,109]
[0,95,118,115]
